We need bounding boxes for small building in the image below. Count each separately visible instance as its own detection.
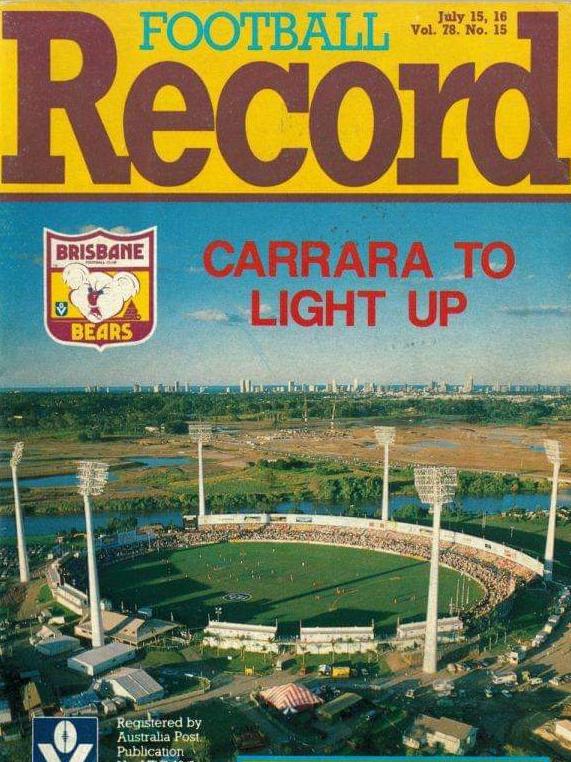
[36,634,81,657]
[260,683,322,715]
[0,699,12,726]
[403,714,477,755]
[507,647,526,665]
[555,720,571,745]
[317,692,363,722]
[104,668,165,707]
[35,624,61,641]
[60,690,100,716]
[67,643,136,677]
[100,698,118,717]
[21,682,57,718]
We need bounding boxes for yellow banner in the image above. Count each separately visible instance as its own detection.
[0,1,570,195]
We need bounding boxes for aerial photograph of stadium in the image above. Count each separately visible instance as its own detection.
[0,201,570,762]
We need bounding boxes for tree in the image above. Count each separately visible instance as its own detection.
[395,503,428,521]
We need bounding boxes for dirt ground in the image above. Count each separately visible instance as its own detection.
[4,419,571,485]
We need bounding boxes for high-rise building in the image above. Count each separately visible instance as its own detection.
[463,375,474,393]
[287,380,295,393]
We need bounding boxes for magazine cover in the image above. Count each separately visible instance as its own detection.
[0,2,569,762]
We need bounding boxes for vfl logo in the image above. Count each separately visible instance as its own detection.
[223,592,252,601]
[33,718,97,762]
[44,227,157,351]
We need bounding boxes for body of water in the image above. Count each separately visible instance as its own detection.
[0,456,193,490]
[0,490,569,539]
[275,490,571,517]
[0,510,184,538]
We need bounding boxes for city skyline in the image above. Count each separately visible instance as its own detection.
[1,201,570,387]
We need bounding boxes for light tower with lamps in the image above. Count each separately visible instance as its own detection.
[374,426,396,521]
[188,423,214,522]
[10,442,30,584]
[543,439,562,581]
[77,460,109,648]
[414,465,458,673]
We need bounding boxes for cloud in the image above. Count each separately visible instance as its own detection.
[185,302,274,325]
[500,304,571,317]
[237,303,273,318]
[78,224,132,234]
[184,308,246,325]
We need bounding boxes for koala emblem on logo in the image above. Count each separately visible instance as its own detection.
[63,263,140,324]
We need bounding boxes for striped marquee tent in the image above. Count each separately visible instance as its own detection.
[260,683,323,713]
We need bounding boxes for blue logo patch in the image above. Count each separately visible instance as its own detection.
[32,717,98,762]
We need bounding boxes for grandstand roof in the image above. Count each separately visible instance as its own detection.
[260,683,322,713]
[300,625,374,635]
[75,610,177,645]
[397,616,463,637]
[206,620,277,634]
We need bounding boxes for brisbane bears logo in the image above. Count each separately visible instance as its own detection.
[44,227,156,350]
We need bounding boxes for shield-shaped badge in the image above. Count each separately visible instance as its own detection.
[44,227,156,351]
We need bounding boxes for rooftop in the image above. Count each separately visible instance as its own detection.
[206,620,277,634]
[106,668,163,700]
[300,626,374,635]
[60,690,100,710]
[22,681,56,711]
[69,642,135,667]
[76,610,176,645]
[409,714,476,741]
[317,692,363,718]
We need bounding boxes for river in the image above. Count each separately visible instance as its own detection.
[0,489,569,539]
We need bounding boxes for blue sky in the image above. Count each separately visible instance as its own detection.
[0,201,569,387]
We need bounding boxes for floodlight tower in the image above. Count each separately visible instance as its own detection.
[544,439,562,581]
[189,423,213,521]
[10,442,30,584]
[374,427,396,521]
[78,460,109,648]
[414,466,458,673]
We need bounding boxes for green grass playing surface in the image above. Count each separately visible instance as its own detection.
[99,541,483,633]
